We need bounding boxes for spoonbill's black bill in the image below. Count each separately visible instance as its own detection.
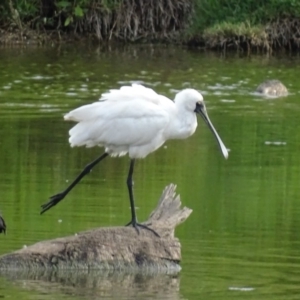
[41,84,228,236]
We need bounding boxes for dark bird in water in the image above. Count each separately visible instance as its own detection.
[256,80,288,97]
[0,214,6,234]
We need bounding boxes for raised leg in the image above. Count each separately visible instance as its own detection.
[125,159,160,237]
[0,215,6,235]
[41,152,109,214]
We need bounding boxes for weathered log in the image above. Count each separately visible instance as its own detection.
[0,184,192,272]
[256,79,288,97]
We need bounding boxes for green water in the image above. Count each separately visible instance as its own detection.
[1,45,300,299]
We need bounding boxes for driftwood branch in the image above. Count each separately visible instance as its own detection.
[0,184,192,272]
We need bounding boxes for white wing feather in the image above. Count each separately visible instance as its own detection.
[64,85,173,158]
[65,84,172,122]
[100,84,161,104]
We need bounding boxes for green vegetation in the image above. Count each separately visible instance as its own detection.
[199,21,268,51]
[192,0,300,30]
[1,0,300,49]
[189,0,300,49]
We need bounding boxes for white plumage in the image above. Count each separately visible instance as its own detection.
[64,84,227,158]
[41,84,228,236]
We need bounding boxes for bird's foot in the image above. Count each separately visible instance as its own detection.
[126,219,160,237]
[40,192,66,214]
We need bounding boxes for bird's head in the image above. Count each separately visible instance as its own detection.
[175,89,229,159]
[175,89,204,112]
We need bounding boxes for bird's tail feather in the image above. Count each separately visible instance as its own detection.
[64,102,102,122]
[68,122,94,147]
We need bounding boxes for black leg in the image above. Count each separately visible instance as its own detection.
[126,159,160,237]
[41,152,109,214]
[0,215,6,235]
[127,159,137,224]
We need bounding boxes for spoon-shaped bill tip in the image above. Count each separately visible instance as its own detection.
[197,107,229,159]
[220,140,229,159]
[211,126,228,159]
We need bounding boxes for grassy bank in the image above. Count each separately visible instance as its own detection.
[190,0,300,50]
[1,0,300,50]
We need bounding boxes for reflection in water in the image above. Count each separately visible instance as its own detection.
[1,270,180,300]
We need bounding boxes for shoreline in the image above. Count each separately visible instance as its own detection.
[1,19,300,52]
[2,0,300,51]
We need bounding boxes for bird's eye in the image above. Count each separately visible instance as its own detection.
[194,101,204,113]
[196,102,203,110]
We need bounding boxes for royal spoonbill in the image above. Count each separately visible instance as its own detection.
[41,84,228,236]
[0,214,6,234]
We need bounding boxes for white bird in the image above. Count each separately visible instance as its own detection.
[41,84,228,236]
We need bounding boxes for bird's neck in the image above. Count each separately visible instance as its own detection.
[167,111,198,140]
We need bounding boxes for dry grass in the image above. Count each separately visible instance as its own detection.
[265,18,300,50]
[75,0,193,41]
